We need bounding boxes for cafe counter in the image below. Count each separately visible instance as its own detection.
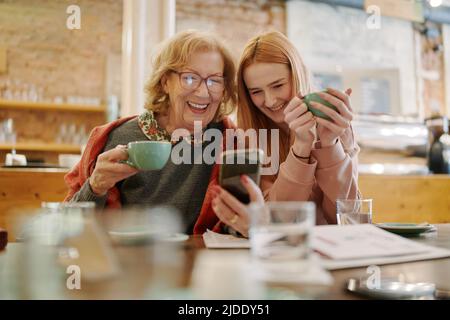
[359,173,450,223]
[0,167,449,241]
[0,167,69,240]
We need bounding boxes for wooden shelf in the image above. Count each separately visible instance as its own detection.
[0,99,106,113]
[0,143,81,153]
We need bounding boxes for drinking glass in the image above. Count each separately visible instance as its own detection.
[249,201,315,261]
[336,199,373,225]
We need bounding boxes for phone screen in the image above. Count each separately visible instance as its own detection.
[218,149,263,204]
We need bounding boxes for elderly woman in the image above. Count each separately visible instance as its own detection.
[64,30,262,235]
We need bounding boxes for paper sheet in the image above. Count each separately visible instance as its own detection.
[203,225,450,270]
[320,246,450,270]
[312,224,430,260]
[312,224,450,270]
[202,229,250,248]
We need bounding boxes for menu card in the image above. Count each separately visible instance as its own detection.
[312,224,429,260]
[203,225,450,270]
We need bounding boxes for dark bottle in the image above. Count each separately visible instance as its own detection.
[425,116,450,174]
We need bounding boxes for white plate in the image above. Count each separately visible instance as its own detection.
[157,233,189,242]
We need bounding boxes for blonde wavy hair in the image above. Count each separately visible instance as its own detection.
[144,30,237,120]
[237,31,312,164]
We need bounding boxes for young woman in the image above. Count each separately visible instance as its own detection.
[212,31,360,231]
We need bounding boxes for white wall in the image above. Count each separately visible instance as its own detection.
[121,0,175,117]
[287,0,418,116]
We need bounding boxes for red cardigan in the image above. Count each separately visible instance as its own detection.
[64,116,235,234]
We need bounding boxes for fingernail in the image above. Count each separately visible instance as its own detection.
[240,175,248,184]
[212,185,221,194]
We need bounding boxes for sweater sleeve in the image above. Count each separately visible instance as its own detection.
[262,148,317,201]
[69,179,108,208]
[310,126,361,224]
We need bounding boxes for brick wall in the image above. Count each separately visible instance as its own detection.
[0,0,123,103]
[419,22,446,117]
[0,0,284,102]
[176,0,286,60]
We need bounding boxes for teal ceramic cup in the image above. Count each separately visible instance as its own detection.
[303,92,338,120]
[122,141,172,170]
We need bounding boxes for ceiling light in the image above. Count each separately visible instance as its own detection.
[429,0,443,7]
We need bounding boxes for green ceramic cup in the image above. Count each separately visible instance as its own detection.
[303,92,338,120]
[122,141,172,170]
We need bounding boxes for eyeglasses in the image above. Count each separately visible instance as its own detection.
[173,71,225,94]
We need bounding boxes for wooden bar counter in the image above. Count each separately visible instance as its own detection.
[0,167,68,241]
[0,167,449,241]
[359,174,450,223]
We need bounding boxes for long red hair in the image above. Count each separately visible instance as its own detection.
[237,31,313,165]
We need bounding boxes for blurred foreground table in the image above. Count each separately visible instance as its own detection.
[1,224,449,300]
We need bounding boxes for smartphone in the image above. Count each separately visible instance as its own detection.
[218,148,263,204]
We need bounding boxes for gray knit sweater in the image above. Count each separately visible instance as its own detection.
[71,118,223,234]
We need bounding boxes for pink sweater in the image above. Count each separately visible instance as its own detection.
[261,126,360,225]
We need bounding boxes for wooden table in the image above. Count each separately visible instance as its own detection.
[1,224,449,300]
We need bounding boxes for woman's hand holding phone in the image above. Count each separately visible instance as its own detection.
[211,175,264,238]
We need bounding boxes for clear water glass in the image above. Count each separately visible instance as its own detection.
[336,199,373,225]
[249,201,316,261]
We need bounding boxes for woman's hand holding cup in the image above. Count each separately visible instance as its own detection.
[283,96,316,158]
[89,145,139,196]
[312,88,354,147]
